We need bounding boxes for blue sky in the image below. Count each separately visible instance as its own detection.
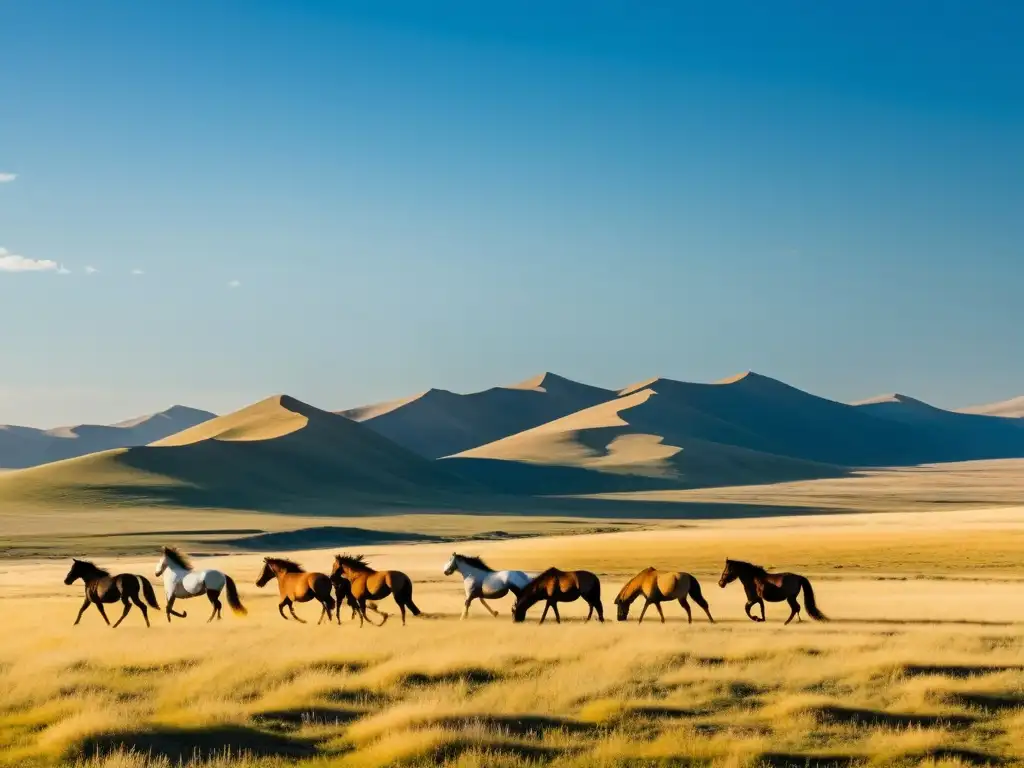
[2,2,1022,426]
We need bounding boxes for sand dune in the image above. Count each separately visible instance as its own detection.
[0,395,473,510]
[339,371,615,458]
[444,387,844,494]
[0,405,215,470]
[959,395,1024,418]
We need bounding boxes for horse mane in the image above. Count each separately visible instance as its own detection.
[616,566,655,601]
[521,566,561,596]
[264,557,304,573]
[74,559,110,577]
[162,546,192,570]
[454,554,493,571]
[729,559,768,576]
[335,553,372,572]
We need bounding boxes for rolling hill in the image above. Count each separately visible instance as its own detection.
[0,395,475,510]
[339,372,616,458]
[0,405,215,470]
[958,395,1024,418]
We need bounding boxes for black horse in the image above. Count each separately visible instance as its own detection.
[718,558,828,624]
[64,559,161,628]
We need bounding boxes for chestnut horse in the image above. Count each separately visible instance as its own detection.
[718,558,828,624]
[329,568,389,627]
[256,557,336,624]
[331,554,420,626]
[512,567,604,623]
[64,559,160,628]
[615,567,714,624]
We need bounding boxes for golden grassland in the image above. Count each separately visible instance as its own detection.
[3,508,1024,767]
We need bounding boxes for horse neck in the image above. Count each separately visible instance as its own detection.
[453,558,487,580]
[617,579,643,605]
[164,559,191,581]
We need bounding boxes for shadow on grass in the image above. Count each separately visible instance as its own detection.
[915,749,1004,766]
[757,754,857,768]
[252,706,363,731]
[428,738,569,763]
[901,664,1024,678]
[432,714,598,737]
[77,725,317,762]
[399,667,501,687]
[812,705,975,729]
[947,692,1024,712]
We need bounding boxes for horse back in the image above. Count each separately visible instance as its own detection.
[654,571,687,600]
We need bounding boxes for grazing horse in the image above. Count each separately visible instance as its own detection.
[64,559,160,628]
[512,567,604,624]
[331,554,421,626]
[614,567,715,624]
[256,557,336,624]
[443,553,534,619]
[718,558,828,624]
[155,547,247,623]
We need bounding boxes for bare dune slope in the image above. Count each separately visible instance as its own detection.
[958,395,1024,418]
[0,395,474,510]
[339,371,616,458]
[443,387,845,494]
[0,405,215,470]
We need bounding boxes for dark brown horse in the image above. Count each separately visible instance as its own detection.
[64,559,161,628]
[328,567,389,627]
[615,567,714,624]
[512,567,604,624]
[718,558,827,624]
[331,554,420,626]
[256,557,336,624]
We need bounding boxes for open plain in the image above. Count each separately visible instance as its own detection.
[4,503,1024,768]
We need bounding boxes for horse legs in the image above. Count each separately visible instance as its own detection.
[678,598,690,624]
[744,600,763,622]
[461,595,473,620]
[278,599,291,621]
[758,599,767,622]
[112,596,133,628]
[131,595,151,627]
[637,599,651,624]
[166,596,186,622]
[287,601,307,624]
[94,601,112,626]
[539,601,551,624]
[206,589,222,623]
[398,600,407,626]
[73,596,91,625]
[478,598,500,618]
[784,595,801,625]
[551,602,561,624]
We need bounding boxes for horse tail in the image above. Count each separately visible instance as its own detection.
[798,576,827,621]
[397,576,421,616]
[224,575,248,616]
[137,575,160,609]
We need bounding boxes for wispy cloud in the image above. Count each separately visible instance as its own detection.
[0,173,16,183]
[84,266,98,274]
[0,247,59,273]
[131,268,145,276]
[227,279,241,288]
[58,265,71,275]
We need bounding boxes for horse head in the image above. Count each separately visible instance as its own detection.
[64,559,83,585]
[255,559,276,587]
[718,558,738,588]
[443,553,458,576]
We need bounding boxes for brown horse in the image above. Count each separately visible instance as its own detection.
[615,567,714,624]
[329,568,389,627]
[331,554,420,626]
[718,558,828,624]
[64,559,161,628]
[256,557,336,624]
[512,567,604,623]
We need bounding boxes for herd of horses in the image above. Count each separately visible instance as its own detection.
[63,549,828,629]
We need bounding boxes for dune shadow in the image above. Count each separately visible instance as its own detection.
[811,705,975,729]
[77,725,316,762]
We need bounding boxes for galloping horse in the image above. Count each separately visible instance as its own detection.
[615,567,715,624]
[329,567,388,627]
[443,553,534,619]
[512,567,604,624]
[718,558,828,624]
[64,559,161,628]
[256,557,336,624]
[331,554,421,626]
[155,547,247,623]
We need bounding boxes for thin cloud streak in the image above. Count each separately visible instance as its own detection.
[0,173,16,183]
[228,279,241,288]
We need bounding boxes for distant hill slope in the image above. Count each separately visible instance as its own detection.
[0,395,474,510]
[443,387,846,495]
[339,372,616,458]
[0,405,215,469]
[958,396,1024,419]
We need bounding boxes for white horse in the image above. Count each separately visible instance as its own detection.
[443,553,535,619]
[155,546,247,623]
